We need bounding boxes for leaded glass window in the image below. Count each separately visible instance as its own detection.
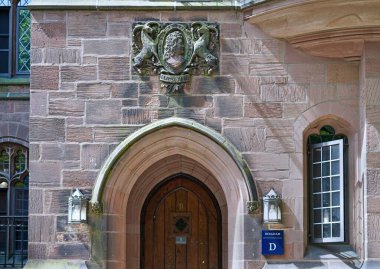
[0,0,30,77]
[308,126,347,243]
[0,143,28,267]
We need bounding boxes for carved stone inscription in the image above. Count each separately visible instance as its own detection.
[132,22,219,93]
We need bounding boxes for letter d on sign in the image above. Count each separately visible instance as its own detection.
[269,243,277,251]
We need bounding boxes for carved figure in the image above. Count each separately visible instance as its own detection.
[132,22,160,72]
[163,31,186,73]
[191,22,218,75]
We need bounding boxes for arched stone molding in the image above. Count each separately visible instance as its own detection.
[90,117,258,208]
[293,101,361,256]
[0,121,29,147]
[89,117,260,269]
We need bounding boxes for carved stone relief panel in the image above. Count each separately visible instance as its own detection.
[132,22,219,93]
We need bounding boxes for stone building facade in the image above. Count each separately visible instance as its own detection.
[1,0,380,268]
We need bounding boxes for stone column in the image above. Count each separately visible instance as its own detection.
[362,42,380,261]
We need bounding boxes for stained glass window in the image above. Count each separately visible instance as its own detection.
[17,8,30,73]
[0,0,30,76]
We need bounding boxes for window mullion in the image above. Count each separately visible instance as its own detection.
[10,0,17,76]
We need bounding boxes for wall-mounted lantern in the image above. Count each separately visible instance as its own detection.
[68,188,87,224]
[263,188,282,224]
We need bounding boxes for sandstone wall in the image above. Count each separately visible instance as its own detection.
[28,9,362,265]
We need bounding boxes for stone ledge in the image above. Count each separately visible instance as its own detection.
[24,259,88,269]
[244,0,380,59]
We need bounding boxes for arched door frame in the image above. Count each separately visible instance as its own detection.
[88,117,260,269]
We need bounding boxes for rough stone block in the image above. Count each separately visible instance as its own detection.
[282,179,303,198]
[44,189,71,215]
[283,103,307,119]
[93,126,138,143]
[138,95,168,107]
[41,144,64,161]
[366,58,380,78]
[221,38,252,54]
[30,48,43,64]
[249,63,287,76]
[175,108,205,124]
[77,83,111,99]
[327,63,359,83]
[368,214,380,240]
[83,39,129,55]
[85,100,121,124]
[255,180,283,197]
[215,96,243,118]
[29,161,62,186]
[67,12,106,37]
[308,84,337,106]
[221,55,249,75]
[139,80,160,94]
[122,108,152,125]
[66,127,93,142]
[192,76,235,94]
[169,96,213,108]
[209,11,243,22]
[62,170,97,188]
[368,197,380,213]
[368,152,380,168]
[367,169,380,195]
[107,22,131,37]
[368,241,380,258]
[48,243,90,260]
[61,66,97,82]
[287,64,326,84]
[221,23,242,38]
[29,188,43,214]
[49,99,85,117]
[44,48,80,64]
[365,78,380,105]
[261,84,307,102]
[367,124,380,152]
[161,10,208,22]
[236,76,260,95]
[111,83,138,98]
[30,66,59,90]
[266,137,295,153]
[81,144,109,169]
[31,22,66,48]
[244,103,282,118]
[29,143,40,161]
[64,144,80,161]
[28,243,47,259]
[99,57,130,80]
[367,105,380,124]
[30,118,65,142]
[44,11,66,21]
[29,215,55,242]
[244,153,289,171]
[224,127,265,152]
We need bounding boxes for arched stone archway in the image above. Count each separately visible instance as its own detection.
[89,117,260,269]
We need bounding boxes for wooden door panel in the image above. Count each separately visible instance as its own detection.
[142,176,221,269]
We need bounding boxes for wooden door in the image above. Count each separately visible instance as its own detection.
[142,176,221,269]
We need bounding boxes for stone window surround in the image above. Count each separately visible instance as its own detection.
[295,101,362,259]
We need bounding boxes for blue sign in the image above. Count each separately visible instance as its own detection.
[261,230,284,255]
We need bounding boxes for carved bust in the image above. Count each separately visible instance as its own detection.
[163,31,186,72]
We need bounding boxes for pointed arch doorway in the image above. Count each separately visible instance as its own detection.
[141,175,222,269]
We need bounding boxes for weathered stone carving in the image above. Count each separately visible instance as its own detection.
[247,200,261,214]
[132,22,219,93]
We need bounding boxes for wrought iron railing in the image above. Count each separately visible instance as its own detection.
[0,216,28,268]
